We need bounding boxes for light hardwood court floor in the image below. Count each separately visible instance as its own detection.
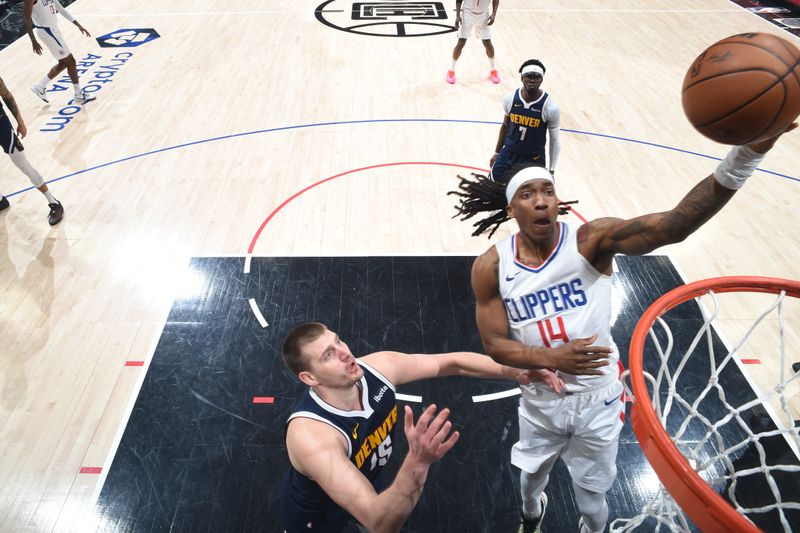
[0,0,798,531]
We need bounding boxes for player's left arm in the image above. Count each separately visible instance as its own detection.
[55,0,90,36]
[0,77,27,139]
[22,0,42,55]
[488,0,499,24]
[545,98,561,175]
[581,124,797,272]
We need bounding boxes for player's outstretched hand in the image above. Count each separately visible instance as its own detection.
[547,334,611,375]
[403,404,460,466]
[16,122,27,139]
[518,369,566,393]
[32,41,42,55]
[748,122,797,154]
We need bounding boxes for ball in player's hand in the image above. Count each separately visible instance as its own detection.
[682,32,800,145]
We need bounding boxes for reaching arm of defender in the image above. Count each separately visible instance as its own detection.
[470,247,611,374]
[287,405,458,533]
[582,125,797,272]
[362,336,566,392]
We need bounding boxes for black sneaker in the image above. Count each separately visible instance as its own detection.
[0,195,8,211]
[518,493,548,533]
[48,201,64,225]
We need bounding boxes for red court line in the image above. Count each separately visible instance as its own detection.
[79,467,103,474]
[252,396,275,404]
[125,361,145,366]
[740,358,761,365]
[247,162,587,252]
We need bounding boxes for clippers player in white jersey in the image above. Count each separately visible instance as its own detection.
[450,121,796,533]
[23,0,96,105]
[446,0,500,84]
[281,321,556,532]
[0,76,63,225]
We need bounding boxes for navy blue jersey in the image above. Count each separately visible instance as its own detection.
[0,111,23,155]
[503,89,549,156]
[283,360,397,532]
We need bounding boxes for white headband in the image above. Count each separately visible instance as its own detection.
[505,166,554,204]
[521,64,544,76]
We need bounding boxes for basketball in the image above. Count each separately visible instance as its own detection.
[682,32,800,145]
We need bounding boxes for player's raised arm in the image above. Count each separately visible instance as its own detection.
[581,124,797,272]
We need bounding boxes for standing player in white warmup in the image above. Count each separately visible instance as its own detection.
[449,122,796,532]
[446,0,500,84]
[23,0,96,105]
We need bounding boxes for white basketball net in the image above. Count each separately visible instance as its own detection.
[611,288,800,532]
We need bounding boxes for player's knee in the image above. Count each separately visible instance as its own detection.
[574,485,606,516]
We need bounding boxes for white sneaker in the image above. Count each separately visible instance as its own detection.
[31,85,48,103]
[74,91,96,105]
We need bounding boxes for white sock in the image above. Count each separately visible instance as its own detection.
[451,59,457,71]
[73,83,82,97]
[490,57,496,69]
[43,190,56,204]
[37,75,51,89]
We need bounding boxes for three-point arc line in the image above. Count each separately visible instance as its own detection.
[242,161,588,404]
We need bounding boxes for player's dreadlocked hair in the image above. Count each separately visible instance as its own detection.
[448,173,509,238]
[448,165,576,239]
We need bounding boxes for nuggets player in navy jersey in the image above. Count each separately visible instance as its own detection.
[281,321,559,533]
[450,123,796,533]
[0,76,63,224]
[490,59,561,184]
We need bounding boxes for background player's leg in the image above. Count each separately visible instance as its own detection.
[482,39,499,83]
[448,38,467,83]
[7,146,63,225]
[63,55,94,104]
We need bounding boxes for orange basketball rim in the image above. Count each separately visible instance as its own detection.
[628,276,800,533]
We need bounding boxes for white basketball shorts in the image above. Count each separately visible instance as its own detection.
[33,25,71,60]
[511,377,624,493]
[457,10,492,40]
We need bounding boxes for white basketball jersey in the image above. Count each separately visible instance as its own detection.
[32,0,61,28]
[496,222,619,392]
